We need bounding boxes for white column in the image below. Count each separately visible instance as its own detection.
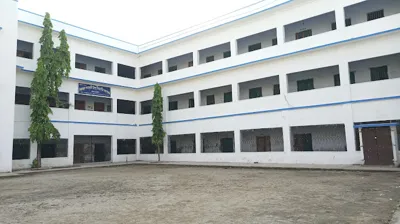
[345,123,356,152]
[136,137,141,160]
[231,83,239,102]
[193,51,199,66]
[230,39,238,56]
[279,74,288,95]
[358,128,364,154]
[234,129,241,153]
[162,59,168,74]
[335,7,346,30]
[136,67,140,80]
[112,98,117,115]
[67,127,74,165]
[194,90,201,108]
[195,132,201,154]
[163,134,168,155]
[282,124,292,153]
[30,142,38,163]
[111,135,118,162]
[112,62,118,76]
[390,126,399,166]
[339,61,350,86]
[277,25,286,45]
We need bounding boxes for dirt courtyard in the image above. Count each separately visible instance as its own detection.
[0,165,399,224]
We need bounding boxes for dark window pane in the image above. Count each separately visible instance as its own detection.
[295,29,312,40]
[297,79,314,92]
[13,139,30,160]
[94,102,105,112]
[75,100,85,110]
[206,95,215,105]
[15,87,31,105]
[345,18,352,27]
[169,101,178,111]
[140,137,163,154]
[117,139,136,155]
[95,66,106,74]
[223,51,231,58]
[75,62,87,70]
[224,92,232,103]
[143,74,151,78]
[350,71,356,84]
[118,64,135,79]
[273,84,280,95]
[188,61,193,67]
[158,69,163,75]
[367,9,384,21]
[249,87,262,99]
[117,99,135,114]
[293,134,313,151]
[220,138,234,152]
[16,40,33,59]
[248,43,262,52]
[169,65,178,72]
[48,92,69,109]
[370,65,388,81]
[331,22,337,30]
[41,139,68,158]
[189,98,195,108]
[272,38,278,46]
[334,74,341,86]
[206,56,214,63]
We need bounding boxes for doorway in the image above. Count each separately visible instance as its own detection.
[73,136,111,164]
[362,127,393,165]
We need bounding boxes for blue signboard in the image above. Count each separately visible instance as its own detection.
[78,83,111,97]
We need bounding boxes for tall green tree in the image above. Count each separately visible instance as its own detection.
[152,83,166,162]
[29,13,70,168]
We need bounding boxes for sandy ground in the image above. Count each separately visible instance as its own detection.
[0,165,399,224]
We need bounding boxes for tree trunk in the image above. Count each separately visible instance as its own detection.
[157,145,160,162]
[37,143,42,168]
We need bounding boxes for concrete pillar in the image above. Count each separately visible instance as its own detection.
[339,61,350,86]
[112,62,118,76]
[163,134,168,155]
[335,7,346,30]
[162,59,168,74]
[0,0,18,172]
[111,135,118,162]
[193,51,199,66]
[390,126,399,166]
[358,128,364,153]
[282,125,292,153]
[136,67,141,80]
[112,97,117,115]
[230,39,238,56]
[231,83,239,102]
[345,123,356,152]
[279,73,289,95]
[136,137,141,160]
[194,90,201,108]
[234,129,241,153]
[195,132,201,154]
[277,25,286,44]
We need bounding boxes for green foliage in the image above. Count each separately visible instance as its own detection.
[31,158,39,169]
[151,83,166,161]
[28,13,70,168]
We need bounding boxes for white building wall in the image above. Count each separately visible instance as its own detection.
[239,76,279,100]
[345,0,400,26]
[199,42,230,64]
[237,29,277,54]
[287,66,340,92]
[0,0,18,172]
[241,128,284,152]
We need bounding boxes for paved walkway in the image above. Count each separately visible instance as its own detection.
[0,161,398,179]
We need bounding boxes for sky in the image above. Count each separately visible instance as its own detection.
[18,0,263,45]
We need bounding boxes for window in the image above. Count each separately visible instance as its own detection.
[370,66,388,81]
[355,129,361,151]
[169,65,178,72]
[224,92,232,103]
[273,84,280,95]
[143,74,151,78]
[75,100,85,110]
[12,139,30,160]
[169,101,178,111]
[248,43,262,52]
[15,86,31,105]
[94,102,105,112]
[75,62,87,70]
[350,71,356,84]
[141,101,152,115]
[367,9,384,21]
[206,56,214,63]
[117,139,136,155]
[293,134,313,151]
[95,66,106,74]
[188,61,193,67]
[158,69,163,75]
[206,95,215,105]
[297,79,314,92]
[16,40,33,59]
[345,18,352,27]
[48,92,69,109]
[331,22,337,30]
[223,51,231,58]
[41,139,68,158]
[272,38,278,46]
[118,64,135,79]
[295,29,312,40]
[334,74,340,86]
[249,87,262,99]
[189,98,195,108]
[117,99,135,115]
[220,138,234,153]
[170,140,177,153]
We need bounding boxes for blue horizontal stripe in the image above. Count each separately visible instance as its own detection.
[51,120,137,127]
[17,27,400,90]
[354,123,399,128]
[138,95,400,126]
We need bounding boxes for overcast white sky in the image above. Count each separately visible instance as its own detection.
[18,0,262,44]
